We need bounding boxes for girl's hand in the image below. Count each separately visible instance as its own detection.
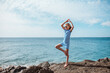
[68,19,71,22]
[66,19,70,22]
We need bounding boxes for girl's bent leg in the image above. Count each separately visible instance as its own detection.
[55,44,65,52]
[55,44,68,56]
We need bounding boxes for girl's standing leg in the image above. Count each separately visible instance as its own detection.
[64,49,69,68]
[55,44,69,67]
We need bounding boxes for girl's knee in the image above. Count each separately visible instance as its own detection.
[66,54,69,57]
[55,44,62,49]
[55,45,59,49]
[65,53,69,57]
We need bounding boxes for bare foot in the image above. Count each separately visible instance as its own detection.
[64,63,68,68]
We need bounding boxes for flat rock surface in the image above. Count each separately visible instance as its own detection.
[49,57,110,73]
[1,57,110,73]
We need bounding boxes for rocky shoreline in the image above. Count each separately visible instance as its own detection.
[0,57,110,73]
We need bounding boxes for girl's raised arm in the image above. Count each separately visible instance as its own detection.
[69,20,74,32]
[61,19,69,30]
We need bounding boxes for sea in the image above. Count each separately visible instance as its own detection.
[0,37,110,68]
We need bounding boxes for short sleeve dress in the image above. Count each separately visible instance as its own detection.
[60,29,71,49]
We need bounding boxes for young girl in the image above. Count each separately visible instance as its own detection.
[55,19,74,68]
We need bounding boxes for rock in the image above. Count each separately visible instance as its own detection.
[4,66,15,73]
[98,57,109,63]
[50,58,110,73]
[38,68,54,73]
[22,65,53,73]
[1,66,15,73]
[50,63,56,66]
[49,63,62,71]
[13,66,26,73]
[38,62,50,69]
[10,69,15,73]
[2,57,110,73]
[22,66,42,73]
[84,60,95,63]
[1,66,26,73]
[0,67,3,72]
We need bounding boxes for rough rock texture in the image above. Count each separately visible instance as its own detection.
[1,57,110,73]
[22,66,42,73]
[38,61,50,69]
[22,66,53,73]
[2,66,15,73]
[49,57,110,73]
[12,66,26,73]
[1,66,26,73]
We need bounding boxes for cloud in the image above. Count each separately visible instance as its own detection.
[0,12,29,25]
[29,0,109,24]
[0,0,55,25]
[101,21,110,26]
[0,10,57,37]
[0,0,110,37]
[84,19,101,25]
[1,0,110,24]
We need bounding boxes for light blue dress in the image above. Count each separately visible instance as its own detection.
[60,29,71,49]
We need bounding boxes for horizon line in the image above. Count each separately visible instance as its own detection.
[0,36,110,38]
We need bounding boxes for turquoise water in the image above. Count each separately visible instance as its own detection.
[0,37,110,67]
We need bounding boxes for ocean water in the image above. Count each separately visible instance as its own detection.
[0,37,110,67]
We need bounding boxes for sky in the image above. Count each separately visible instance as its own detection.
[0,0,110,37]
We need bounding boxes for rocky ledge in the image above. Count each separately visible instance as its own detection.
[0,57,110,73]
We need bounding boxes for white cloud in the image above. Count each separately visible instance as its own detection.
[0,12,28,25]
[0,10,57,37]
[1,0,109,24]
[101,21,110,26]
[0,0,55,25]
[84,19,101,25]
[28,0,108,24]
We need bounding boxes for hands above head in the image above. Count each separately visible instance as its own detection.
[61,18,74,30]
[66,19,71,22]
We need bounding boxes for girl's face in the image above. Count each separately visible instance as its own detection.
[65,24,70,30]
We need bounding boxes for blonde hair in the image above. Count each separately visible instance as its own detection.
[66,23,71,29]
